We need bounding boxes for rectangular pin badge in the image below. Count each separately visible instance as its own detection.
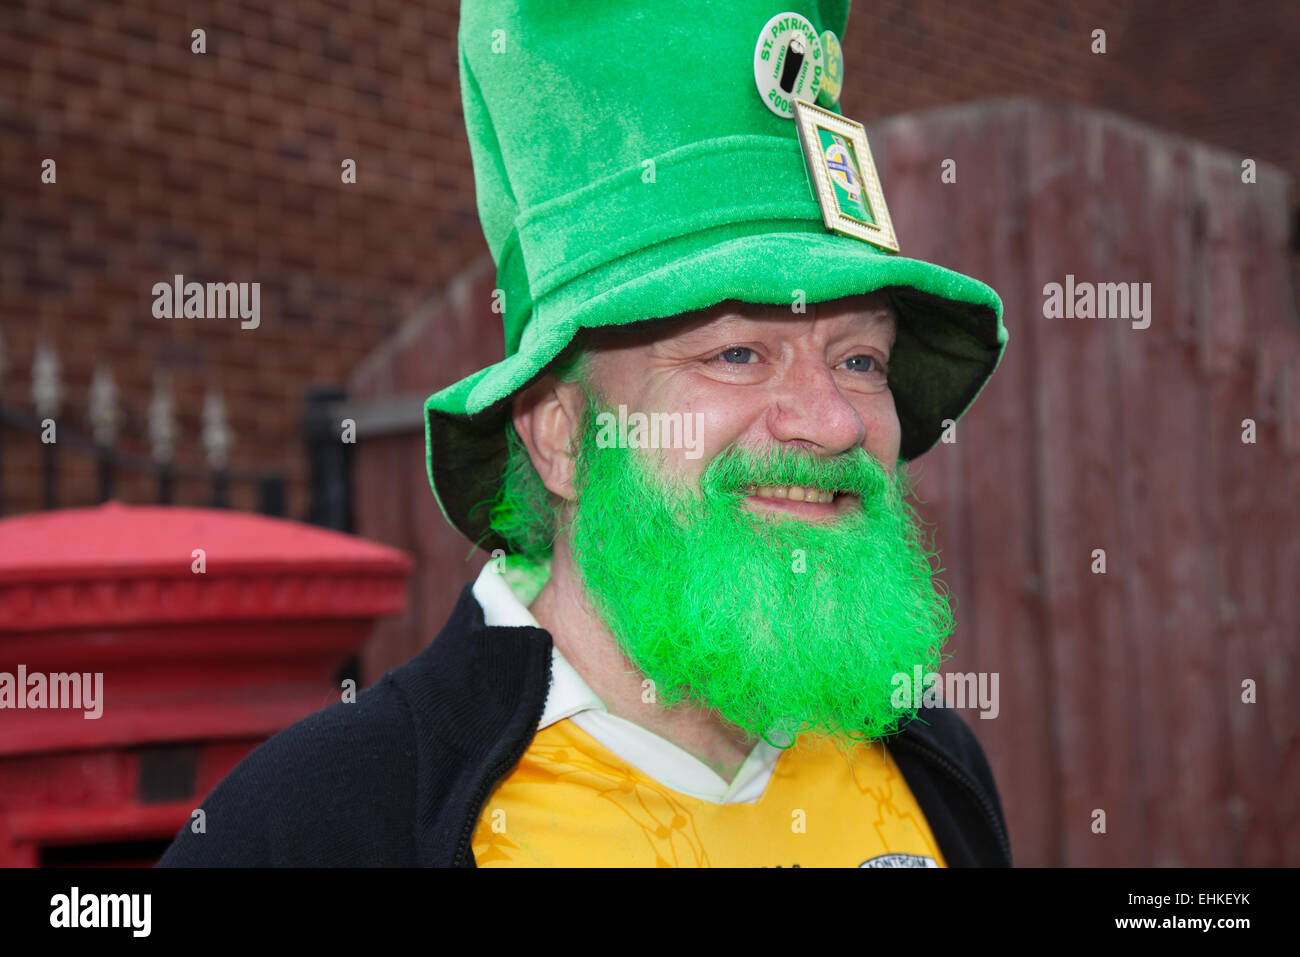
[792,97,899,253]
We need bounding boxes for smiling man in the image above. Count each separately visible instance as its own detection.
[159,0,1011,868]
[461,288,993,868]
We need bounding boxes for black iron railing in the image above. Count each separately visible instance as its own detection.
[0,386,352,530]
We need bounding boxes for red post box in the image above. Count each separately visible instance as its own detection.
[0,503,411,866]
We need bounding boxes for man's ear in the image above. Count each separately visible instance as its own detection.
[512,374,588,501]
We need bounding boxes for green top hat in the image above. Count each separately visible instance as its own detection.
[426,0,1007,552]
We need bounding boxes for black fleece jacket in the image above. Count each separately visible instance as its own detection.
[158,584,1013,867]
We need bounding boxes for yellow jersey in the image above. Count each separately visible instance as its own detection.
[471,716,946,868]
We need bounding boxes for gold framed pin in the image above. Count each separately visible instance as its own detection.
[792,97,899,253]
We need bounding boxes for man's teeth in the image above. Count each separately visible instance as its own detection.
[744,484,836,504]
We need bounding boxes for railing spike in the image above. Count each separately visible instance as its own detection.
[87,366,120,446]
[148,371,177,465]
[31,343,62,419]
[201,391,234,469]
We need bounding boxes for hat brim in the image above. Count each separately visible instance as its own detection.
[426,221,1006,551]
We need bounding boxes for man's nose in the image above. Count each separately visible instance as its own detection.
[763,356,867,453]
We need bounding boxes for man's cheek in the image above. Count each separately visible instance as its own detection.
[650,446,703,492]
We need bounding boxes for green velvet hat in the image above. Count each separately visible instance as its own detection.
[426,0,1007,552]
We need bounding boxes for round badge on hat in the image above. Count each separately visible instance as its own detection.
[817,30,843,108]
[753,12,823,118]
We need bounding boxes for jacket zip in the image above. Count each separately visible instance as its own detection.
[451,642,553,867]
[892,733,1012,866]
[451,736,533,867]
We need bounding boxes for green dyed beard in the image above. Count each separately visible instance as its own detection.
[565,396,952,749]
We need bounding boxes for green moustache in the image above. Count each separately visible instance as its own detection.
[566,396,953,750]
[701,440,891,509]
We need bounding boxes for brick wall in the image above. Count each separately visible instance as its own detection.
[3,0,1296,518]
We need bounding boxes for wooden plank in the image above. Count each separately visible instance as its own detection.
[1136,138,1232,866]
[1214,162,1300,865]
[1025,104,1148,866]
[950,102,1058,866]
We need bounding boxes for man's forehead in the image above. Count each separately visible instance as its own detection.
[590,293,897,352]
[681,295,894,343]
[698,294,897,327]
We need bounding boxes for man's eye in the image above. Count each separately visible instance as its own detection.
[843,354,881,373]
[717,347,755,364]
